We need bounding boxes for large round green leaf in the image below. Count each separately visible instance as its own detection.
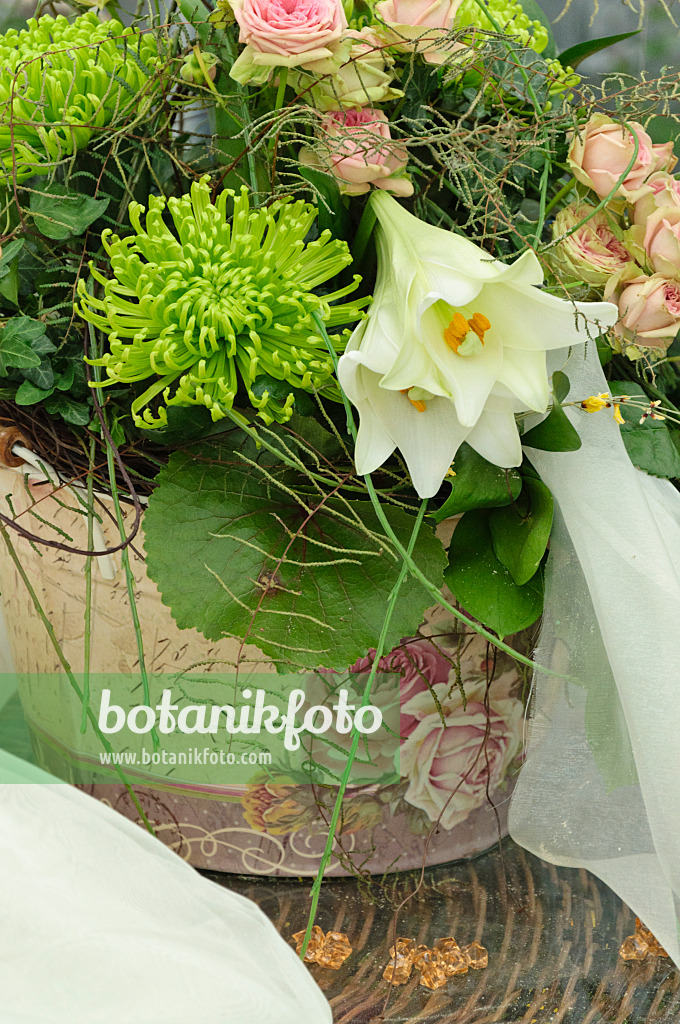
[144,443,447,669]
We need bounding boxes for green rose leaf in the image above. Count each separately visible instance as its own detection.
[144,443,447,669]
[433,444,522,522]
[445,509,544,638]
[522,401,582,452]
[30,185,110,240]
[610,380,680,479]
[488,477,553,586]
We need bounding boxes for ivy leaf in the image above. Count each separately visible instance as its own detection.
[610,380,680,479]
[21,356,54,391]
[0,320,42,374]
[445,509,543,638]
[558,30,641,70]
[432,444,521,522]
[144,442,447,669]
[0,240,23,306]
[522,401,582,452]
[0,241,24,281]
[43,393,92,426]
[30,185,110,240]
[488,477,553,586]
[14,380,55,405]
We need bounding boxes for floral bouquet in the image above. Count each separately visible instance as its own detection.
[0,0,679,967]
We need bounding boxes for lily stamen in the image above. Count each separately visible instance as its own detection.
[443,311,490,353]
[400,388,427,412]
[443,312,470,352]
[468,312,491,342]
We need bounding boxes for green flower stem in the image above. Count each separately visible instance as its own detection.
[544,175,577,219]
[88,320,159,753]
[351,199,377,267]
[80,434,96,735]
[0,526,154,834]
[274,67,288,112]
[299,498,428,960]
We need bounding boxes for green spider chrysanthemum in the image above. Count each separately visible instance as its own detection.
[0,13,163,184]
[78,178,367,428]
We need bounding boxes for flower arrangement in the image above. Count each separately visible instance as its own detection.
[0,0,679,973]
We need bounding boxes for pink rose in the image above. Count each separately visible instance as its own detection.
[553,203,632,287]
[229,0,346,79]
[299,108,413,196]
[351,638,451,701]
[568,115,657,200]
[634,173,680,226]
[643,206,680,275]
[374,0,463,64]
[399,682,523,830]
[614,273,680,351]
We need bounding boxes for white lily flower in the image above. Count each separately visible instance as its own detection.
[337,191,619,497]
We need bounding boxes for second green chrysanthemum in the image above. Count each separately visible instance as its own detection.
[78,179,367,428]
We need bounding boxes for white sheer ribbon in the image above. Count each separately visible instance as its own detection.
[510,343,680,967]
[0,751,331,1024]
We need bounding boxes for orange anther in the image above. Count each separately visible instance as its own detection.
[468,312,490,342]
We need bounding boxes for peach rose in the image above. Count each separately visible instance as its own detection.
[613,273,680,351]
[568,115,659,201]
[374,0,463,64]
[553,203,633,287]
[299,108,413,196]
[643,206,680,276]
[651,140,677,175]
[399,681,523,830]
[229,0,346,82]
[634,173,680,226]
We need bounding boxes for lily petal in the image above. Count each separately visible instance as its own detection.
[466,399,523,467]
[496,345,550,413]
[337,351,397,474]
[338,352,469,497]
[481,282,618,351]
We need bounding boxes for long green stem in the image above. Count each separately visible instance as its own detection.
[299,499,427,959]
[88,320,158,752]
[544,175,577,218]
[80,434,96,735]
[1,527,154,833]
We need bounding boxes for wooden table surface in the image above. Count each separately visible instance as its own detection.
[209,840,679,1024]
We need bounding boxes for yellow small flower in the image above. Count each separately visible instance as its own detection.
[613,404,625,425]
[580,393,611,413]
